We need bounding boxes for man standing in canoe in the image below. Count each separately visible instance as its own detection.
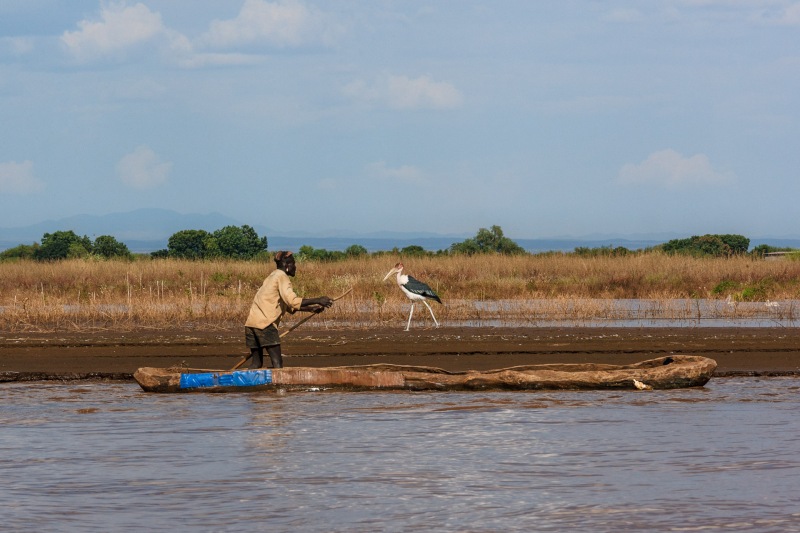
[245,251,333,369]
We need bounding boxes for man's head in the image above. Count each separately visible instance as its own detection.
[274,251,296,277]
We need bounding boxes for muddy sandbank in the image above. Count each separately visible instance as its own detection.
[2,326,798,382]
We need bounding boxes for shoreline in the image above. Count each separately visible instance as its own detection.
[2,326,799,382]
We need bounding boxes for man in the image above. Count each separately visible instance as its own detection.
[244,251,333,369]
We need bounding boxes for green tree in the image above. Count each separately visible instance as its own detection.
[662,237,692,254]
[574,246,631,257]
[750,244,795,258]
[34,231,92,260]
[345,244,368,257]
[93,235,132,259]
[400,245,427,257]
[167,229,216,259]
[718,234,750,255]
[0,243,38,260]
[450,225,526,255]
[68,242,91,258]
[298,245,327,261]
[661,234,749,257]
[695,235,732,256]
[213,225,268,259]
[297,245,346,262]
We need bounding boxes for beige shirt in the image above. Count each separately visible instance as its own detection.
[245,269,304,329]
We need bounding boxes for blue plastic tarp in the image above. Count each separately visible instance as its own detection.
[179,369,273,390]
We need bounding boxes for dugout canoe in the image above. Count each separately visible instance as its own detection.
[133,355,716,393]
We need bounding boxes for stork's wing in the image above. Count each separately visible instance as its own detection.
[405,275,442,303]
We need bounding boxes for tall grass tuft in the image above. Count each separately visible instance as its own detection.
[1,253,799,332]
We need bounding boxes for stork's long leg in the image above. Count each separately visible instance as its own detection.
[421,300,440,328]
[405,303,415,331]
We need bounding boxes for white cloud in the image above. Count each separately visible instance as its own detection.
[316,177,338,190]
[58,1,343,68]
[117,146,171,189]
[61,2,166,62]
[367,161,426,183]
[1,36,35,56]
[768,2,800,25]
[345,74,464,110]
[387,75,464,110]
[0,161,43,194]
[602,8,645,23]
[202,0,343,49]
[174,52,264,69]
[676,0,788,7]
[617,149,734,188]
[676,0,800,26]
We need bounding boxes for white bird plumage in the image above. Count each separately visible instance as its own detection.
[633,378,653,390]
[383,262,442,331]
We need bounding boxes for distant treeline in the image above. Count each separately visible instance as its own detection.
[574,234,796,259]
[0,226,268,262]
[1,225,797,262]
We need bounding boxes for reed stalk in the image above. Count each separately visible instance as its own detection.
[1,254,798,332]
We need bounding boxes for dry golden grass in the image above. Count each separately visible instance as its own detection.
[1,253,799,332]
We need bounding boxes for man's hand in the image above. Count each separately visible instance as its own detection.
[300,296,333,314]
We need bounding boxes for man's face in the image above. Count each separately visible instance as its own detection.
[284,257,297,277]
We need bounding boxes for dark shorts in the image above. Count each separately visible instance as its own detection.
[245,324,281,349]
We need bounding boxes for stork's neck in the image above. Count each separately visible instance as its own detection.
[396,271,408,285]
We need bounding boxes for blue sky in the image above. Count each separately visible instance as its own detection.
[1,0,798,238]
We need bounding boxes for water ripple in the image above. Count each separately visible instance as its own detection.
[1,378,799,531]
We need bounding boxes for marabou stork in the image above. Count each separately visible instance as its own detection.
[383,262,441,331]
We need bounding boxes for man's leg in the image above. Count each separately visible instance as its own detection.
[248,347,264,369]
[267,344,283,369]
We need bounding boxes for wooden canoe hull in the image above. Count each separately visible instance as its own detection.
[133,355,717,393]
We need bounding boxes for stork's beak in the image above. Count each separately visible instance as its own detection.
[382,267,399,281]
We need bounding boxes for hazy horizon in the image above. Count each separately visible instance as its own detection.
[3,208,800,254]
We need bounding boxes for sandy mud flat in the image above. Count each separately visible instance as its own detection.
[1,326,798,381]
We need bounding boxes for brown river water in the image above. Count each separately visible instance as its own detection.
[2,377,799,532]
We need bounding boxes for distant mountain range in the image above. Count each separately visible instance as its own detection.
[1,208,242,241]
[2,208,799,253]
